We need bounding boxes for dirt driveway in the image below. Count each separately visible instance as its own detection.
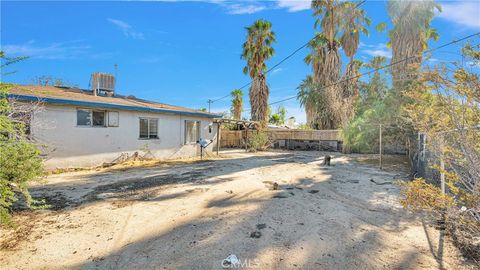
[0,150,471,269]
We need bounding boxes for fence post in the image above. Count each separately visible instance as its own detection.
[379,124,383,170]
[245,129,248,152]
[216,123,221,156]
[440,138,445,194]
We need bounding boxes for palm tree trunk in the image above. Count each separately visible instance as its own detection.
[391,31,423,93]
[250,74,269,126]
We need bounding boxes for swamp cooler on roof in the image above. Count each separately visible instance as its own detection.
[91,72,116,96]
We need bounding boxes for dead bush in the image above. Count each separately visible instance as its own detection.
[247,131,270,152]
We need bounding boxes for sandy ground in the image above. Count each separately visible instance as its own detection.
[0,150,472,270]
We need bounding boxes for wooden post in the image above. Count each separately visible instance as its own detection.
[216,123,221,156]
[440,157,445,194]
[440,138,445,194]
[379,124,383,170]
[245,127,248,152]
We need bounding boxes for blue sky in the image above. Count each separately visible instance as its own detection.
[1,0,479,123]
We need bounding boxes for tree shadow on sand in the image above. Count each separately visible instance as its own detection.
[61,153,453,270]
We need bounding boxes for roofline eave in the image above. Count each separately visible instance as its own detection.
[8,94,221,118]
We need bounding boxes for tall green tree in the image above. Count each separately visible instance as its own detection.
[386,0,441,93]
[230,89,243,120]
[311,0,343,84]
[304,33,329,85]
[241,20,276,126]
[297,75,318,128]
[297,75,335,129]
[360,56,389,104]
[340,1,371,64]
[307,0,370,129]
[0,52,44,226]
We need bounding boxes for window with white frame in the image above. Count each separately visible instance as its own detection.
[77,109,118,127]
[107,111,119,127]
[139,118,158,139]
[185,120,200,144]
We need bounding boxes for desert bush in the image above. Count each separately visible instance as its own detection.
[247,131,270,152]
[399,42,480,264]
[398,178,454,212]
[399,178,480,262]
[446,208,480,263]
[0,81,44,226]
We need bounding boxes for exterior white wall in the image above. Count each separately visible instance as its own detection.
[32,104,217,169]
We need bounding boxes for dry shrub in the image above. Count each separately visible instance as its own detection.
[247,131,270,152]
[398,178,454,212]
[446,208,480,264]
[399,178,480,264]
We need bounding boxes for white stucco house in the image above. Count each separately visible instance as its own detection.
[9,84,220,169]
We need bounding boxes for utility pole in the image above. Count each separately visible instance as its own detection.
[379,123,383,170]
[207,99,212,113]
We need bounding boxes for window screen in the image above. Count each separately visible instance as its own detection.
[185,120,200,144]
[139,118,149,139]
[149,119,158,139]
[139,118,158,139]
[108,111,119,127]
[92,111,105,127]
[77,109,91,126]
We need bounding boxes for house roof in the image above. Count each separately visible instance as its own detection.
[8,85,220,118]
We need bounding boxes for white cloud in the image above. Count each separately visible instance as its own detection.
[276,0,311,12]
[225,3,266,14]
[362,43,392,58]
[438,1,480,29]
[146,1,310,14]
[2,40,92,60]
[107,18,145,40]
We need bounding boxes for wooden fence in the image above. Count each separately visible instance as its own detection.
[220,129,342,148]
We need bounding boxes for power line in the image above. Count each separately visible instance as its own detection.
[242,32,480,112]
[208,0,367,105]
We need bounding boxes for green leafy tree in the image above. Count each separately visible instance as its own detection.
[359,56,389,107]
[0,52,44,226]
[269,105,287,125]
[241,20,276,126]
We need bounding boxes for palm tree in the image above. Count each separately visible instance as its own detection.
[297,75,335,129]
[338,1,370,126]
[241,20,276,125]
[341,59,363,98]
[297,76,317,128]
[309,0,370,128]
[339,1,371,64]
[230,89,243,120]
[304,33,329,84]
[387,0,441,93]
[338,59,363,125]
[311,0,343,84]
